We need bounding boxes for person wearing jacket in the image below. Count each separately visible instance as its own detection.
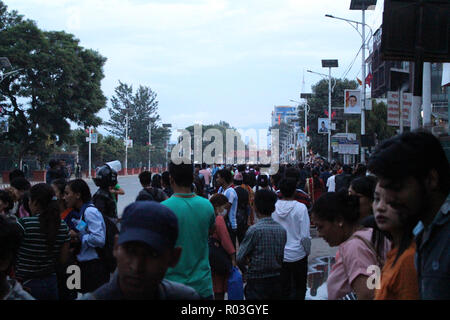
[272,178,311,300]
[64,179,109,294]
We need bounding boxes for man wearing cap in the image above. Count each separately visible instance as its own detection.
[79,201,200,300]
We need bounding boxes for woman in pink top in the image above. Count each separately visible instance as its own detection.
[311,191,390,300]
[209,193,237,300]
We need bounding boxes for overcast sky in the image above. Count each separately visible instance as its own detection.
[9,0,384,142]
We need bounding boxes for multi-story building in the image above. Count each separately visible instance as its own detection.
[368,27,448,129]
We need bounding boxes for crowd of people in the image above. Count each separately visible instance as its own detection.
[0,129,448,300]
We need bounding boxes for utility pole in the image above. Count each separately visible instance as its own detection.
[360,8,366,164]
[124,113,128,175]
[88,126,92,179]
[148,118,151,172]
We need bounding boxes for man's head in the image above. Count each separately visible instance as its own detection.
[254,189,278,218]
[349,95,357,107]
[161,171,170,189]
[168,161,193,189]
[279,178,297,199]
[321,121,326,128]
[138,171,152,187]
[8,169,25,183]
[368,130,450,224]
[114,201,181,299]
[216,169,233,187]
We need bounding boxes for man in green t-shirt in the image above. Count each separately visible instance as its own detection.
[161,161,215,299]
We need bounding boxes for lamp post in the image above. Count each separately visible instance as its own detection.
[163,123,172,170]
[326,0,377,163]
[290,95,311,163]
[308,59,338,163]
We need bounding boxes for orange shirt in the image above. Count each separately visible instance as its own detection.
[375,242,419,300]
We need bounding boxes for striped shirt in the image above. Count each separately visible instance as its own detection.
[15,216,70,280]
[237,217,287,279]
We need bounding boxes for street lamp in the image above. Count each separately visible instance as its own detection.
[163,123,172,170]
[325,0,377,164]
[308,59,338,163]
[290,96,311,162]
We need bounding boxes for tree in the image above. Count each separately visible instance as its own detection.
[106,81,170,168]
[0,2,106,167]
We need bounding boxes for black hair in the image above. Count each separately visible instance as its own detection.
[257,174,269,188]
[342,165,352,175]
[151,174,162,189]
[10,177,31,191]
[353,164,367,177]
[279,178,297,198]
[285,167,300,183]
[168,162,194,188]
[368,130,450,195]
[9,169,25,183]
[49,159,59,169]
[312,168,322,190]
[161,171,170,187]
[29,183,61,252]
[139,171,152,187]
[311,191,360,225]
[201,163,207,169]
[350,176,377,200]
[217,169,233,184]
[0,190,14,212]
[0,215,23,273]
[254,189,278,216]
[51,178,67,198]
[270,173,282,189]
[67,179,92,203]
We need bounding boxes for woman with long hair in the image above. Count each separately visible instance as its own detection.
[15,183,70,300]
[373,182,419,299]
[349,175,389,263]
[311,191,390,300]
[208,193,236,300]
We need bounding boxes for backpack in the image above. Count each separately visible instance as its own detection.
[81,203,119,273]
[92,188,117,219]
[136,187,165,202]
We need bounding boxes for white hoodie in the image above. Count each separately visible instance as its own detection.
[272,200,310,262]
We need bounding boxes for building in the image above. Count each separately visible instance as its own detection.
[368,27,448,130]
[271,105,298,127]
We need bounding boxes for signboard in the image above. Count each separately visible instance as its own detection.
[318,118,329,134]
[401,92,412,127]
[387,91,412,127]
[297,132,305,146]
[344,90,362,114]
[90,133,98,144]
[331,133,359,155]
[125,139,133,148]
[0,117,8,133]
[387,91,400,126]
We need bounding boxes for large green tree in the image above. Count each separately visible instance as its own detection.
[0,1,106,167]
[106,81,170,168]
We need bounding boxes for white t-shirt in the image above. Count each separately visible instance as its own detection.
[327,175,336,192]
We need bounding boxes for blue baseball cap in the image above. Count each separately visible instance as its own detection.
[118,201,178,254]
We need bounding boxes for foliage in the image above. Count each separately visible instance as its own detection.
[0,2,106,166]
[105,81,170,168]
